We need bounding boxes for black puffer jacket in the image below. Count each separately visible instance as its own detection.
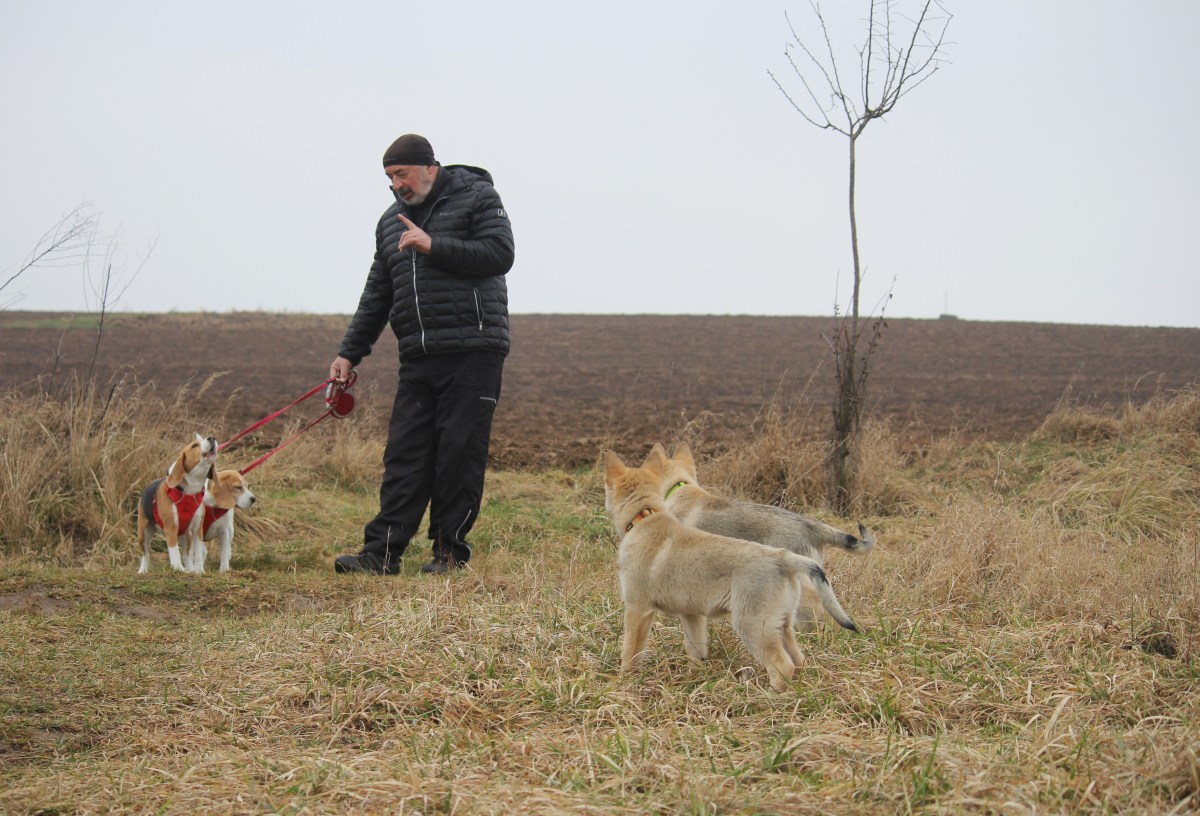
[338,164,514,365]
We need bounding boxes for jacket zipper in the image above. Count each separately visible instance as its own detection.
[409,193,448,355]
[473,288,483,330]
[412,252,424,353]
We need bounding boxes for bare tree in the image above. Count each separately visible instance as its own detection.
[7,205,152,415]
[769,0,951,512]
[0,202,98,308]
[82,226,154,382]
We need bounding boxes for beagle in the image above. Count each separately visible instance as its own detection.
[136,434,219,573]
[186,469,257,573]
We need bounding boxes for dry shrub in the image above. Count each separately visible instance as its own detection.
[1040,461,1195,544]
[1037,410,1121,444]
[840,387,1200,656]
[853,498,1063,615]
[853,418,931,517]
[1039,386,1200,447]
[1027,390,1200,546]
[697,388,1200,656]
[853,497,1198,645]
[694,390,826,508]
[323,416,386,491]
[686,402,932,521]
[1123,385,1200,435]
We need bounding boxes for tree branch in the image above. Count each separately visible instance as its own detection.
[1,202,98,304]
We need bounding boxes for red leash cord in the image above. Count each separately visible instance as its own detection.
[219,371,358,475]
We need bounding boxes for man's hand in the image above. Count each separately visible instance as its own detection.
[330,356,353,383]
[397,214,432,254]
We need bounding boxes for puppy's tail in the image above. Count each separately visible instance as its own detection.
[837,522,876,554]
[793,556,859,632]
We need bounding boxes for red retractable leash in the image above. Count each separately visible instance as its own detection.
[219,370,358,475]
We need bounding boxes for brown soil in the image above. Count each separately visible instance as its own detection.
[2,312,1197,469]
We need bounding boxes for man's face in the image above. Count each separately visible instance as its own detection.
[386,164,437,205]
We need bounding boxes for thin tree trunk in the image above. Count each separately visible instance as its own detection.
[829,133,864,512]
[849,134,861,323]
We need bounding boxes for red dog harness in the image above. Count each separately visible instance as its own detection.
[202,506,229,535]
[153,484,205,533]
[151,482,231,537]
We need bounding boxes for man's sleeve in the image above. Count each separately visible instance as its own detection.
[337,222,394,365]
[428,186,515,279]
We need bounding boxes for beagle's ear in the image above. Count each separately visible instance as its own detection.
[165,452,187,489]
[210,478,237,510]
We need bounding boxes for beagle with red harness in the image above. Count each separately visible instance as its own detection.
[136,434,219,573]
[185,469,257,573]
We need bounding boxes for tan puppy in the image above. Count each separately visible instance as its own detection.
[185,469,257,573]
[603,449,858,691]
[136,434,219,573]
[653,442,874,631]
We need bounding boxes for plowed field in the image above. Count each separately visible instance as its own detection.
[2,312,1197,469]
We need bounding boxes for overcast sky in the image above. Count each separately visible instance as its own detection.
[2,1,1199,328]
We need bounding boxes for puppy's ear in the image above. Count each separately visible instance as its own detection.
[603,450,626,483]
[642,444,668,471]
[207,465,217,481]
[674,442,697,477]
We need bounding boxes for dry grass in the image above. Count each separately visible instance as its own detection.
[0,374,385,568]
[676,388,828,509]
[1,385,1199,813]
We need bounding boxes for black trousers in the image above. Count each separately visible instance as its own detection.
[362,350,504,563]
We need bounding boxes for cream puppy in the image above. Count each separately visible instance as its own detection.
[603,449,858,691]
[652,442,874,630]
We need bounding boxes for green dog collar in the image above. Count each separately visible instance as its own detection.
[664,480,688,500]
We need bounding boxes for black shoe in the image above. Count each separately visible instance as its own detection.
[420,554,467,574]
[334,551,401,575]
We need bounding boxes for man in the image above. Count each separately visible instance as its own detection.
[330,133,514,575]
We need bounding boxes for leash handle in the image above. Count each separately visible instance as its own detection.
[324,370,358,418]
[223,371,359,473]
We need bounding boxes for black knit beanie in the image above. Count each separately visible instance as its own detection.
[383,134,436,167]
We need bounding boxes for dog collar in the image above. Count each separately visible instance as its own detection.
[664,480,688,500]
[624,507,656,534]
